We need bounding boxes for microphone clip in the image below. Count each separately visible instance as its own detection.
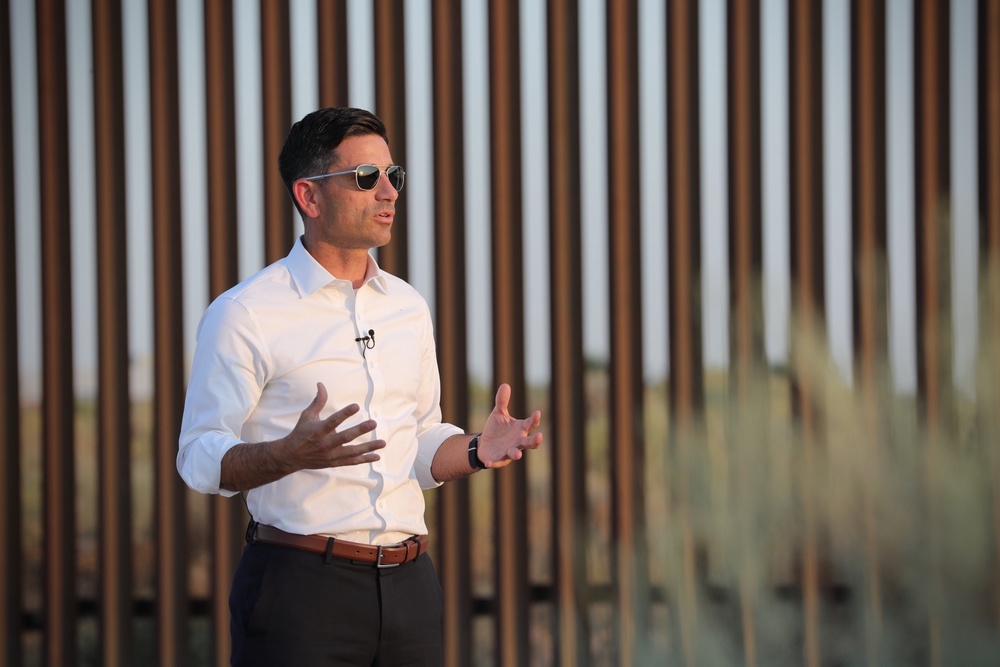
[355,328,376,354]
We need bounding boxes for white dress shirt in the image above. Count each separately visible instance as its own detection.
[177,237,463,544]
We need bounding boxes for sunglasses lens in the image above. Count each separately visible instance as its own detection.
[351,165,405,191]
[355,165,381,190]
[387,166,405,192]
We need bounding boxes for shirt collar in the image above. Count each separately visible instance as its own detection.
[286,236,389,297]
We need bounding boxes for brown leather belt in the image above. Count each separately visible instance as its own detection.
[252,523,427,567]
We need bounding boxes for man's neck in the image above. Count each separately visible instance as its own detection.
[303,238,370,288]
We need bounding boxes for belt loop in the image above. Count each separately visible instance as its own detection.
[323,537,335,564]
[406,539,417,563]
[245,520,258,545]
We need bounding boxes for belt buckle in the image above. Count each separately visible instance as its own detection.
[376,544,400,569]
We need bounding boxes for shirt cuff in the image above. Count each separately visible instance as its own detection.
[414,423,464,489]
[177,436,242,498]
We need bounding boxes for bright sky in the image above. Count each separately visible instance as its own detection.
[8,0,982,400]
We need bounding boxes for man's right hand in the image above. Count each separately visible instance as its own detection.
[219,382,385,492]
[284,382,385,470]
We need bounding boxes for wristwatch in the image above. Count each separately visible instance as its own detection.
[467,434,486,470]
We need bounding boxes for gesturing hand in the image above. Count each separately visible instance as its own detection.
[475,383,543,469]
[283,382,386,471]
[219,382,385,492]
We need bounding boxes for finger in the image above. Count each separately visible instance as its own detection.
[520,432,543,449]
[509,412,541,441]
[301,382,329,421]
[320,402,363,431]
[340,438,384,457]
[330,419,380,445]
[494,383,512,415]
[328,440,387,466]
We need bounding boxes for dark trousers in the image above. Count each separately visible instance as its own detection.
[230,541,444,666]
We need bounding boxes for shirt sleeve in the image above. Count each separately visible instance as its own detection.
[411,303,463,489]
[177,296,267,496]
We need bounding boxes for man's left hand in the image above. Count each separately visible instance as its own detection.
[476,383,543,469]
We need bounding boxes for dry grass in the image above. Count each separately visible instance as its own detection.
[15,314,1000,666]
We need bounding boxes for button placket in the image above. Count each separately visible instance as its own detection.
[354,292,385,481]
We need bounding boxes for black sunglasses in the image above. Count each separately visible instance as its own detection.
[303,164,405,192]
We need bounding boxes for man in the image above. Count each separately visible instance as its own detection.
[177,107,543,666]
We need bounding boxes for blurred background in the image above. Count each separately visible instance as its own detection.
[2,0,999,665]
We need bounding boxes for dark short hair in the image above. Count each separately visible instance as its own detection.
[278,107,390,214]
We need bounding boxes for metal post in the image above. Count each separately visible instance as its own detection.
[374,0,410,279]
[260,0,293,264]
[36,0,77,663]
[547,1,590,664]
[609,0,649,664]
[148,0,189,662]
[430,0,474,664]
[204,1,244,663]
[93,0,133,663]
[488,0,530,663]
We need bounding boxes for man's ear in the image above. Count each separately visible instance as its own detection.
[292,179,321,218]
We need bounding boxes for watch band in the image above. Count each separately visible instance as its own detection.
[467,433,486,470]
